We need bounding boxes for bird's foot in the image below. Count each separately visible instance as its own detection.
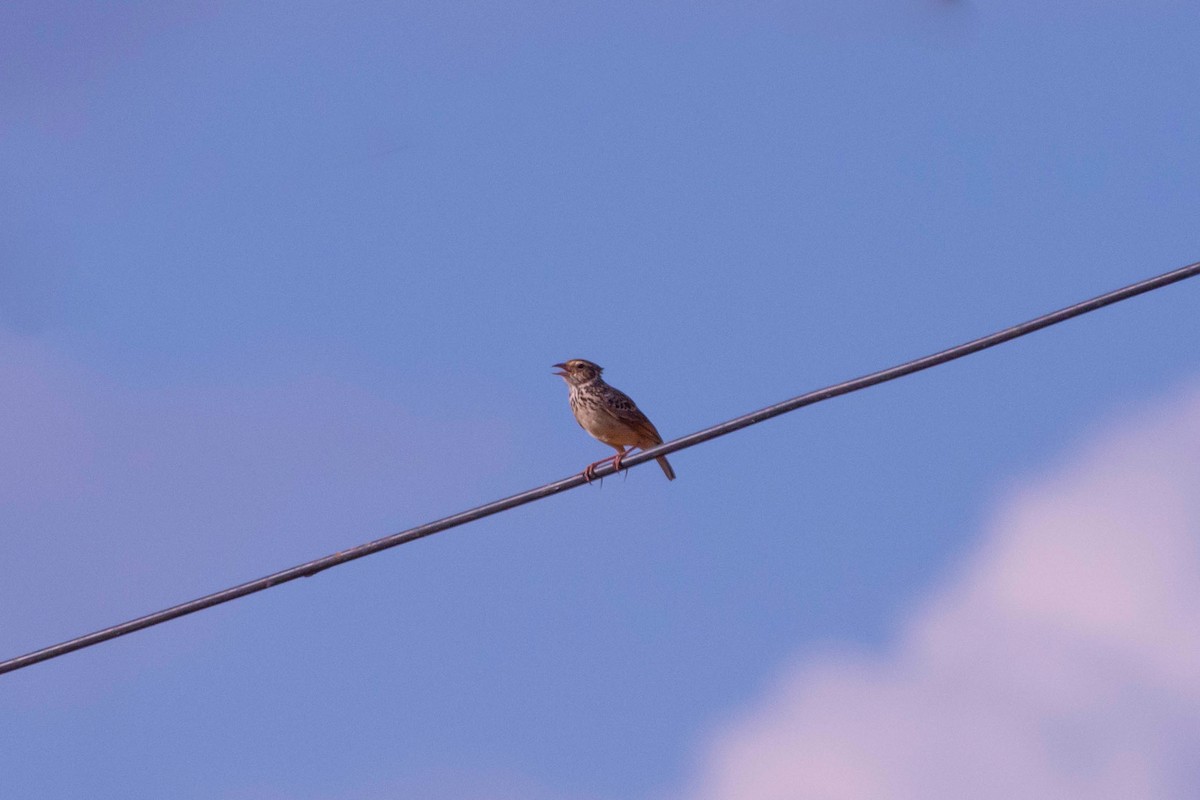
[582,456,616,484]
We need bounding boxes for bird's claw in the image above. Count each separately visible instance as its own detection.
[582,454,620,484]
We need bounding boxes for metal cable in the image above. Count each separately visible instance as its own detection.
[3,260,1198,676]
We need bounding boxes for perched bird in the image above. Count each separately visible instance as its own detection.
[553,359,676,481]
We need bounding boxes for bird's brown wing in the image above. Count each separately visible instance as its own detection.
[604,388,664,446]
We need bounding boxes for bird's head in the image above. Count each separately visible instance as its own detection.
[553,359,603,386]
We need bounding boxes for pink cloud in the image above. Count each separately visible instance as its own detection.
[0,334,101,504]
[0,3,220,136]
[686,385,1200,800]
[0,331,511,686]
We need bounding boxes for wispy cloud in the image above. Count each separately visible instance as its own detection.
[0,332,509,691]
[683,385,1200,800]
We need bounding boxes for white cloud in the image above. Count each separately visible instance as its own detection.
[684,386,1200,800]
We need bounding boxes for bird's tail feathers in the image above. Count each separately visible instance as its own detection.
[656,456,676,481]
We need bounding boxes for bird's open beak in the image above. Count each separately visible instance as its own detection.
[552,362,569,377]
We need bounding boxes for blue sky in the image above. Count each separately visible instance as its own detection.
[3,2,1200,798]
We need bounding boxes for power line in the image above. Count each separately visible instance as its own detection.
[3,260,1199,677]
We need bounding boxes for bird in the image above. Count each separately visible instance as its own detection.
[553,359,676,481]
